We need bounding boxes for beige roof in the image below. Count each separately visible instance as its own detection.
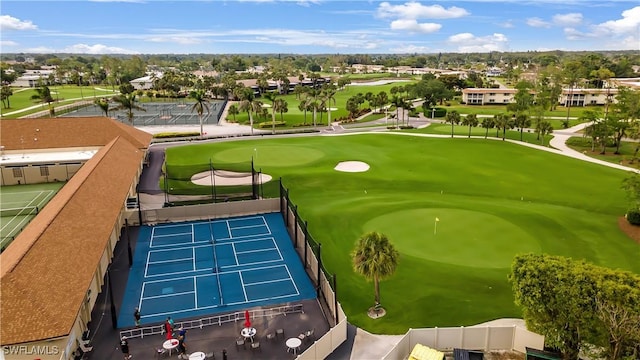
[0,117,152,345]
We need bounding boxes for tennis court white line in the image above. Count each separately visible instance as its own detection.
[244,278,293,287]
[285,266,301,296]
[142,290,195,301]
[153,222,195,229]
[238,272,249,302]
[231,243,239,266]
[192,247,196,270]
[1,190,52,240]
[193,278,198,308]
[152,231,191,238]
[148,257,192,265]
[225,220,231,239]
[191,224,195,243]
[236,248,277,255]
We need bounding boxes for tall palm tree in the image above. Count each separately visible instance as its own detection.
[514,113,531,141]
[94,98,110,117]
[462,113,478,138]
[262,91,279,134]
[480,117,495,139]
[494,113,511,141]
[322,85,337,126]
[112,93,146,124]
[189,89,210,138]
[239,89,260,135]
[352,232,399,310]
[275,99,288,122]
[31,85,55,117]
[445,110,461,138]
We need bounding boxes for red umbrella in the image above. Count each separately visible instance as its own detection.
[244,310,251,328]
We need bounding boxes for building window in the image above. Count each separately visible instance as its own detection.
[12,168,23,178]
[489,99,495,103]
[40,166,49,176]
[489,93,496,96]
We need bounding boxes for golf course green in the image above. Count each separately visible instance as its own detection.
[165,133,640,334]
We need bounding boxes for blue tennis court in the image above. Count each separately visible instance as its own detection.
[118,212,316,327]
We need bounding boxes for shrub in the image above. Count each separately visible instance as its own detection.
[153,132,200,139]
[258,121,286,128]
[626,209,640,225]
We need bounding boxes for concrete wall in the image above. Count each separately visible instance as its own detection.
[141,198,280,224]
[0,163,82,186]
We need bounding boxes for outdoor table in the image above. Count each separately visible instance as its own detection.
[241,327,256,342]
[163,338,179,356]
[189,352,206,360]
[286,337,302,355]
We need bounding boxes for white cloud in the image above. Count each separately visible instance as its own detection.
[500,20,515,28]
[389,44,430,53]
[448,32,508,52]
[63,44,138,54]
[526,17,551,28]
[377,2,469,20]
[0,40,18,47]
[148,36,205,45]
[390,19,441,33]
[0,15,37,31]
[592,6,640,35]
[563,27,588,40]
[552,13,583,27]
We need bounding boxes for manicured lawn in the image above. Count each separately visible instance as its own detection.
[165,134,640,334]
[410,123,554,146]
[1,85,116,118]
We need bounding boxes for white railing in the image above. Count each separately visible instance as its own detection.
[119,303,304,339]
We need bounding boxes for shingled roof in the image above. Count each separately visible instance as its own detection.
[0,117,152,345]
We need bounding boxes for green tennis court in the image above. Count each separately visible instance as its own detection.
[1,182,64,251]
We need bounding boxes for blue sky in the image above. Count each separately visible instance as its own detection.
[1,0,639,54]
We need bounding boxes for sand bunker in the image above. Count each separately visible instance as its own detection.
[334,161,370,172]
[191,170,272,186]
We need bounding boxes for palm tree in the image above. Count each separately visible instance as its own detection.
[94,98,110,117]
[494,113,512,141]
[351,231,399,311]
[322,85,337,126]
[111,93,146,124]
[262,91,278,134]
[189,89,210,138]
[513,113,531,141]
[31,85,55,117]
[536,121,553,145]
[227,104,239,122]
[445,110,461,138]
[462,114,478,138]
[275,99,288,122]
[238,89,261,135]
[480,117,495,139]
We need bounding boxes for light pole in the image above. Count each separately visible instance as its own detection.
[431,107,435,119]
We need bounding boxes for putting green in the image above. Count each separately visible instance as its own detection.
[364,208,541,269]
[213,145,324,167]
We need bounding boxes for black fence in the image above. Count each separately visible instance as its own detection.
[279,182,340,325]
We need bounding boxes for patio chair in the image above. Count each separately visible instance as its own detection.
[78,342,93,353]
[235,338,246,350]
[265,332,275,342]
[205,352,215,359]
[305,329,315,342]
[155,347,167,358]
[276,328,284,338]
[251,342,261,352]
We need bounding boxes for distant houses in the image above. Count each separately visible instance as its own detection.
[462,87,619,106]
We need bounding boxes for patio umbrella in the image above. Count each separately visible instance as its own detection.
[244,310,251,328]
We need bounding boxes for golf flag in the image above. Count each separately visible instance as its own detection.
[435,217,440,222]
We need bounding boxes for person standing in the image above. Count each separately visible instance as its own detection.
[133,308,141,327]
[222,349,228,360]
[120,336,132,359]
[177,335,187,359]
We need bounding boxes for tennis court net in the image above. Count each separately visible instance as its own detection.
[0,206,39,217]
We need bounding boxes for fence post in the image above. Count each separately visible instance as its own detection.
[107,269,118,329]
[293,206,298,248]
[333,274,339,325]
[126,219,132,267]
[316,243,322,297]
[303,221,308,268]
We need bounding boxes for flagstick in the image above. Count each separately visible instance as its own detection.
[434,219,437,235]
